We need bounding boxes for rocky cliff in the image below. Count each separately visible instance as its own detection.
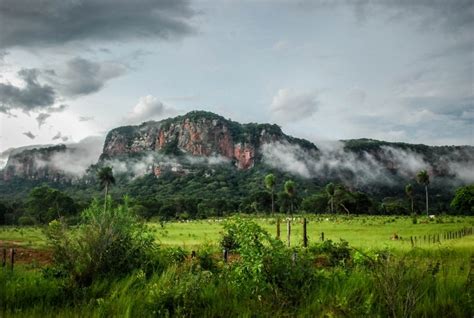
[2,145,69,182]
[101,110,317,170]
[1,111,473,184]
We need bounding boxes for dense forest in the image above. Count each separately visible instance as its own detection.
[0,162,472,226]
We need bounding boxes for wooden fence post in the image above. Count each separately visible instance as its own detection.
[191,250,196,258]
[321,232,325,242]
[276,218,281,239]
[2,248,6,268]
[410,236,414,248]
[303,218,308,248]
[10,248,15,271]
[287,219,291,247]
[223,249,228,263]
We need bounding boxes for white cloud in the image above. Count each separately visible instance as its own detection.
[270,88,319,122]
[125,95,177,124]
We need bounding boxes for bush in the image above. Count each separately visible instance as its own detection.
[310,239,352,266]
[18,215,36,226]
[222,217,317,305]
[45,196,158,286]
[411,213,418,224]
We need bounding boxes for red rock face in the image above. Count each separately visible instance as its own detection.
[101,116,287,170]
[233,143,255,169]
[158,130,166,149]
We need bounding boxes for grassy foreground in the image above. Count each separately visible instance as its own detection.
[1,214,473,317]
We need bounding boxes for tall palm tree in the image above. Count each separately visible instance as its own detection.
[325,183,335,213]
[416,170,430,216]
[284,180,296,215]
[405,183,414,215]
[264,173,276,215]
[98,166,115,212]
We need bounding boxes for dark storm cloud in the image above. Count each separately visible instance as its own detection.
[0,51,8,63]
[79,116,94,122]
[0,56,126,114]
[22,131,36,139]
[36,112,51,128]
[52,131,68,142]
[44,57,127,97]
[0,0,196,49]
[46,104,68,113]
[0,68,56,113]
[385,0,474,32]
[296,0,474,32]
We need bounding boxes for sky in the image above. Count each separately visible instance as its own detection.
[0,0,473,153]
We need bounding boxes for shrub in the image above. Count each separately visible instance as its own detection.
[222,217,317,305]
[45,196,158,286]
[18,215,36,226]
[310,240,352,266]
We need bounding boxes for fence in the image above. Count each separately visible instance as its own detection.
[408,227,473,247]
[1,248,15,271]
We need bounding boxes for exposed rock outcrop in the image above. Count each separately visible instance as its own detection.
[101,111,315,169]
[2,145,68,182]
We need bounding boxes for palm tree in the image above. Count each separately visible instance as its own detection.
[264,174,276,215]
[98,166,115,212]
[284,180,296,215]
[405,183,414,215]
[416,170,430,216]
[325,183,335,213]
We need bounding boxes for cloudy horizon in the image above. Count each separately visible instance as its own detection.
[1,0,473,152]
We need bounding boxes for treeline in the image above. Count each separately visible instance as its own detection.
[0,180,472,225]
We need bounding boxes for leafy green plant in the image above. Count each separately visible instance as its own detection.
[45,196,157,286]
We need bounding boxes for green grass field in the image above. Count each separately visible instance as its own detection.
[1,214,473,252]
[151,215,474,250]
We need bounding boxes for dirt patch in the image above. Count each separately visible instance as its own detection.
[0,241,52,266]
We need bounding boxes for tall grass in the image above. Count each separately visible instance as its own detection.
[1,216,472,317]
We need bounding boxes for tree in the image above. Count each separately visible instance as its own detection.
[405,184,414,214]
[302,193,328,213]
[26,186,76,223]
[0,201,8,225]
[416,170,430,216]
[284,180,296,214]
[450,185,474,215]
[98,166,115,212]
[264,174,276,215]
[325,183,335,213]
[334,185,355,215]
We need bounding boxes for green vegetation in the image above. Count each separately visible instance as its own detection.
[417,170,430,216]
[451,184,474,214]
[1,215,473,317]
[264,173,276,215]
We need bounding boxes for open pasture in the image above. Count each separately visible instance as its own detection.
[151,214,474,251]
[1,215,473,252]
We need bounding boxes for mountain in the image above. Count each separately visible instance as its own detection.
[101,110,316,170]
[2,145,68,182]
[0,110,473,206]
